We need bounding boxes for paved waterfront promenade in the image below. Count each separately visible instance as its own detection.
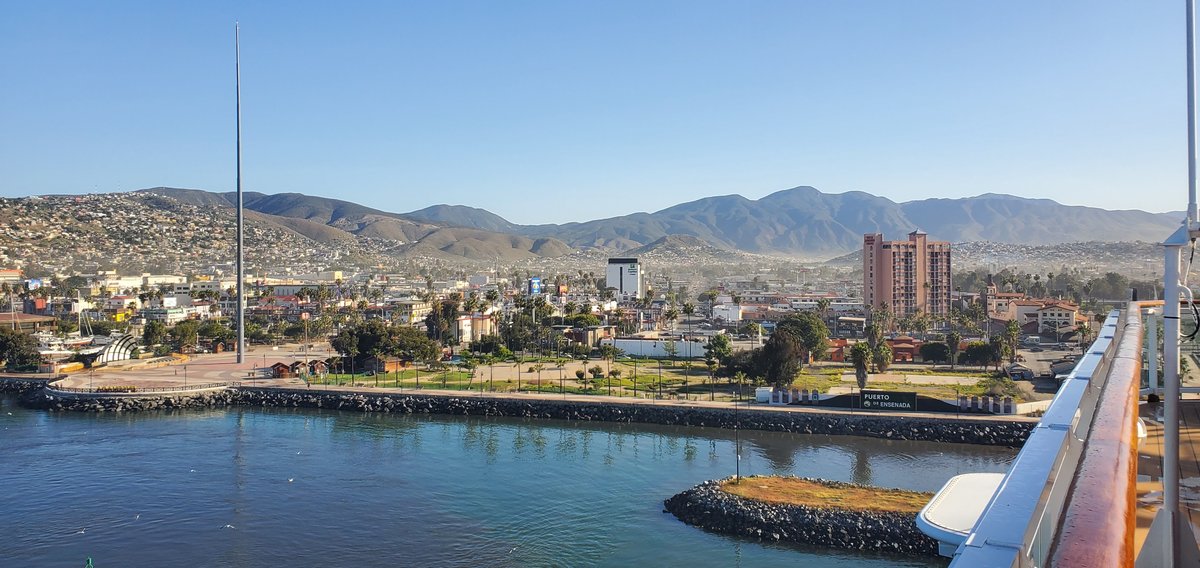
[38,347,1036,423]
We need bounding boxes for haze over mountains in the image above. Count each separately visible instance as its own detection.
[140,186,1181,261]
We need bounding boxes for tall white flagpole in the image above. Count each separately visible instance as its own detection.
[235,23,245,365]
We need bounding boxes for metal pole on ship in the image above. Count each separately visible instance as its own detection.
[1143,2,1200,566]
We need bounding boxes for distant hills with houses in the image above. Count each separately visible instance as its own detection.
[135,186,1181,262]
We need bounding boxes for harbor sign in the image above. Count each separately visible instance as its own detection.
[860,390,917,411]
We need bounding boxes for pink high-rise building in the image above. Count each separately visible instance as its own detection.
[862,230,952,321]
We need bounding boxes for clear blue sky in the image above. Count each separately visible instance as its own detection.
[0,1,1187,224]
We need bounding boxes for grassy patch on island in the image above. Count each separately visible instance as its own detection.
[720,476,932,514]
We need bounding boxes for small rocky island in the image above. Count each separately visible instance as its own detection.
[664,476,939,556]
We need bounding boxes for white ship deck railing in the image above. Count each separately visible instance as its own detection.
[949,306,1140,567]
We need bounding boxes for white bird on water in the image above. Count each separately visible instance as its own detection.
[222,524,236,530]
[288,478,294,483]
[75,529,86,535]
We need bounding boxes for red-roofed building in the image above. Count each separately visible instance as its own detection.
[826,338,851,362]
[886,336,921,362]
[0,269,22,285]
[1037,302,1080,334]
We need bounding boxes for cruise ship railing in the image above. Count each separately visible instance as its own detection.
[949,306,1136,567]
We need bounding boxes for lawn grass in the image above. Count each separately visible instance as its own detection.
[788,372,843,392]
[720,476,932,514]
[305,361,1024,402]
[826,378,1026,402]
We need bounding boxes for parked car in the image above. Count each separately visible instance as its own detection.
[1006,364,1035,380]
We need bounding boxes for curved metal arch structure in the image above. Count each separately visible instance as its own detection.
[94,334,138,365]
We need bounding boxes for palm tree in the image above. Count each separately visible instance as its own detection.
[662,307,679,331]
[946,330,962,370]
[706,358,718,401]
[598,345,621,395]
[911,309,931,341]
[2,282,13,330]
[459,359,479,391]
[555,358,567,394]
[896,313,914,336]
[532,362,545,389]
[682,302,696,339]
[816,297,832,327]
[482,354,496,391]
[314,286,333,315]
[464,292,481,314]
[640,293,654,310]
[965,302,988,337]
[1076,322,1094,352]
[870,304,894,335]
[851,342,872,389]
[1003,319,1021,365]
[515,357,522,392]
[681,361,692,400]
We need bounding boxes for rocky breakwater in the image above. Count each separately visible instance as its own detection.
[17,387,1033,446]
[20,389,240,412]
[0,377,52,395]
[664,477,938,556]
[229,389,1032,446]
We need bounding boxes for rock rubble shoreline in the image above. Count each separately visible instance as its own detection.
[663,477,939,556]
[1,381,1033,446]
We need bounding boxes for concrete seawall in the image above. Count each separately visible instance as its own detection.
[11,385,1034,446]
[664,477,939,556]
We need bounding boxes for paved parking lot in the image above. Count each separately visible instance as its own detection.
[1018,345,1082,378]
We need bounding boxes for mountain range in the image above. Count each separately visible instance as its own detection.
[139,186,1182,261]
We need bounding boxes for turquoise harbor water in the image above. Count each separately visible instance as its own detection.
[0,396,1015,567]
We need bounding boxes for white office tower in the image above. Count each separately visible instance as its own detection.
[606,258,643,300]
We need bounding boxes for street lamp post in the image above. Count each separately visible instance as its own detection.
[734,389,740,481]
[658,359,662,400]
